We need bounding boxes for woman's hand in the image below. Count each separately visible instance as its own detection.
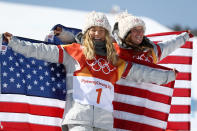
[173,68,179,78]
[186,30,194,38]
[3,32,13,43]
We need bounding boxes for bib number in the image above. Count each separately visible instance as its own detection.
[73,76,114,112]
[96,88,102,104]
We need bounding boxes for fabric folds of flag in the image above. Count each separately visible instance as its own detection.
[0,35,66,131]
[0,29,193,131]
[113,63,175,131]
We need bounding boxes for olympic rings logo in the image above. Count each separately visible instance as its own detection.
[86,57,116,74]
[133,54,153,63]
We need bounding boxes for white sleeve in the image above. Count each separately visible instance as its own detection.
[8,36,60,63]
[156,32,189,61]
[124,63,176,85]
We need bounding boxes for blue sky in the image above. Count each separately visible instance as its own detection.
[1,0,197,29]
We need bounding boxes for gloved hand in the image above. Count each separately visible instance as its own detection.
[3,32,13,43]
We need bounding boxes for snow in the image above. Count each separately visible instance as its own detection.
[0,1,172,40]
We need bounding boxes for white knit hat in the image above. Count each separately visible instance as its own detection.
[114,11,133,24]
[82,11,111,34]
[118,15,146,39]
[113,11,133,36]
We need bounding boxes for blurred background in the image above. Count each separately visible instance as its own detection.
[1,0,197,35]
[0,0,196,130]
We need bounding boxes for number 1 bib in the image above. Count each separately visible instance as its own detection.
[73,76,114,112]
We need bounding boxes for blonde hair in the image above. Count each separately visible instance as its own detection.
[82,29,118,65]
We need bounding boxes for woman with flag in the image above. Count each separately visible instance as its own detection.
[112,12,192,131]
[3,11,177,131]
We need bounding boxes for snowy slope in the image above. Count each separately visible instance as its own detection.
[0,1,172,40]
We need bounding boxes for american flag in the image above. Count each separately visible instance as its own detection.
[113,31,193,131]
[0,36,67,131]
[0,30,193,131]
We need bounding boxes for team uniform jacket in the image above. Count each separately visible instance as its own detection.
[7,36,176,130]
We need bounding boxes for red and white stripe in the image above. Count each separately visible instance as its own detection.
[113,78,175,131]
[148,31,192,130]
[0,94,65,131]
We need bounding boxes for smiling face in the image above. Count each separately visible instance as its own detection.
[89,26,106,41]
[127,26,145,45]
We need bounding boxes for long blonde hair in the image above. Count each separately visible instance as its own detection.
[82,29,118,65]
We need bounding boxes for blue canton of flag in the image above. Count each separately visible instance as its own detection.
[1,38,67,100]
[0,26,80,131]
